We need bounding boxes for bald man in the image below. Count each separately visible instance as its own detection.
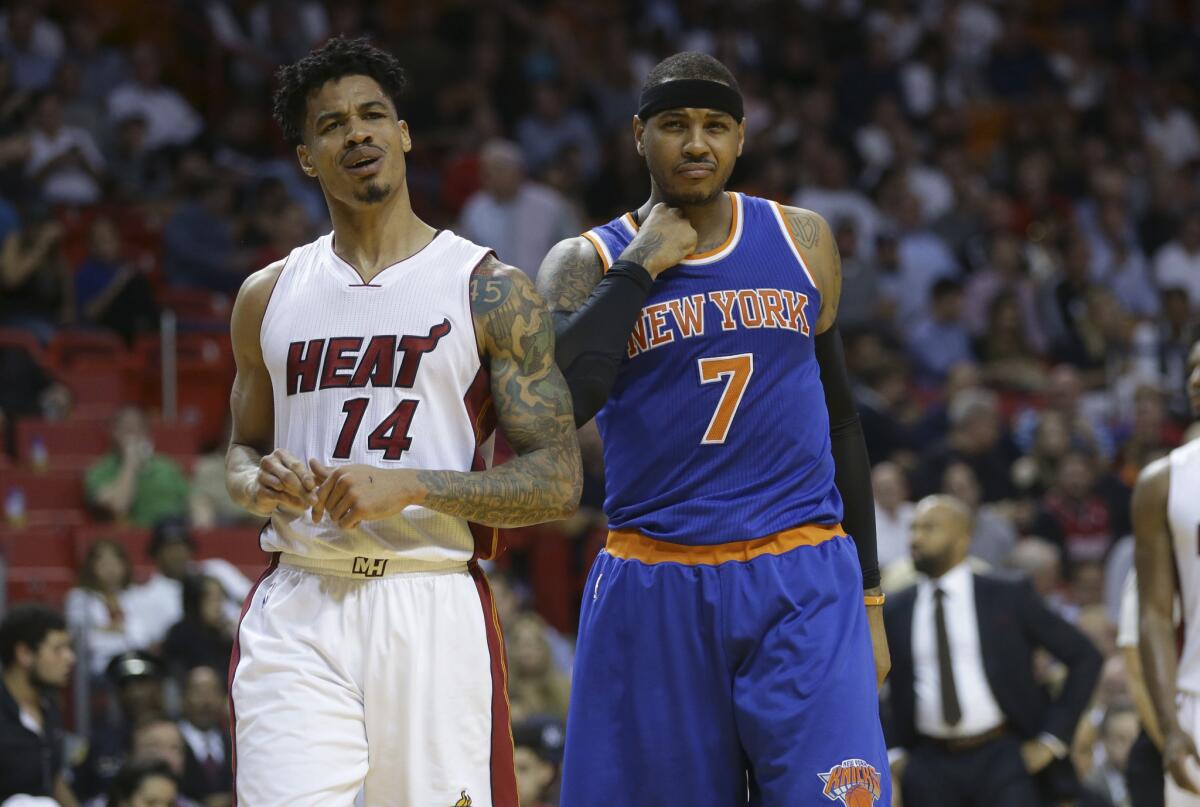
[883,495,1102,807]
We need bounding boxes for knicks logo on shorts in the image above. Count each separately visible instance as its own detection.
[819,759,881,806]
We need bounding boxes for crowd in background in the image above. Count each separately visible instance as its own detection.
[1,0,1199,804]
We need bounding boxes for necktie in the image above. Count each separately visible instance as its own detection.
[934,587,962,726]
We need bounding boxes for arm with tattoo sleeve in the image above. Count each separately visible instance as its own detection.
[413,256,583,525]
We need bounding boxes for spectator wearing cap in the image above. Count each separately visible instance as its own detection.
[84,407,190,528]
[72,651,165,801]
[513,717,565,807]
[124,519,251,649]
[458,139,579,280]
[0,605,77,807]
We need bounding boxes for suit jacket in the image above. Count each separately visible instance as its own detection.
[883,571,1102,797]
[179,724,233,801]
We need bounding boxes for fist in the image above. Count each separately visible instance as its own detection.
[310,460,422,529]
[246,449,316,515]
[621,203,697,277]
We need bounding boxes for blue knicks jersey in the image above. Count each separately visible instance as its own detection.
[583,192,843,545]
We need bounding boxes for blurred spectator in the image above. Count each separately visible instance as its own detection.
[489,569,574,675]
[915,388,1015,503]
[85,407,190,527]
[1014,364,1113,462]
[176,666,231,807]
[62,14,128,106]
[0,605,76,806]
[123,519,251,649]
[974,290,1045,393]
[873,461,914,570]
[908,277,973,385]
[1153,208,1200,309]
[101,758,178,807]
[1034,451,1120,574]
[458,139,579,279]
[963,234,1046,352]
[515,81,599,180]
[1143,85,1200,170]
[162,179,247,293]
[161,576,234,677]
[892,191,961,323]
[0,2,62,92]
[793,146,882,260]
[105,112,170,203]
[0,206,67,342]
[941,460,1017,569]
[65,539,143,677]
[189,423,260,529]
[1084,703,1139,807]
[830,216,879,331]
[0,339,69,453]
[74,217,159,344]
[513,716,564,807]
[507,612,571,724]
[26,90,105,205]
[107,43,202,152]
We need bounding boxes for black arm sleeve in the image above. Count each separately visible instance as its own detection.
[553,260,653,427]
[815,325,880,590]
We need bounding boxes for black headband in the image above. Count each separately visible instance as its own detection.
[637,79,744,122]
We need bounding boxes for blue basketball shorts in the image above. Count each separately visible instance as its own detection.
[560,524,890,807]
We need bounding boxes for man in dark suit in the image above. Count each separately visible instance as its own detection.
[884,495,1103,806]
[177,665,232,806]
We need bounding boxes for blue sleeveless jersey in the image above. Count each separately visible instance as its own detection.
[583,192,843,546]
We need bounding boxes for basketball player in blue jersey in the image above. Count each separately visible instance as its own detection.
[537,52,890,806]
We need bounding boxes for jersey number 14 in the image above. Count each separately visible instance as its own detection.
[333,398,418,460]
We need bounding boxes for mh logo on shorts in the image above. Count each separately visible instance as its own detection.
[351,556,388,577]
[819,758,881,806]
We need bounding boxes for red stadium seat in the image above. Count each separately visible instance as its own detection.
[57,365,138,414]
[0,328,46,362]
[4,569,75,606]
[47,330,128,370]
[16,418,111,467]
[0,526,76,569]
[135,334,234,449]
[149,419,199,464]
[0,468,87,513]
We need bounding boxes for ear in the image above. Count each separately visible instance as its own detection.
[398,119,412,153]
[737,119,746,158]
[14,641,34,671]
[296,144,316,177]
[633,116,646,157]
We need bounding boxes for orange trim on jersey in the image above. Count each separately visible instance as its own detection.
[605,521,845,565]
[580,230,611,273]
[621,192,738,261]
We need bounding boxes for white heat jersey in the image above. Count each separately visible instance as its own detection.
[1169,438,1200,695]
[258,230,498,568]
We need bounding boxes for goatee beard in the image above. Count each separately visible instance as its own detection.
[912,554,955,578]
[354,183,391,204]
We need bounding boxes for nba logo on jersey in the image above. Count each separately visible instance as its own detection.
[819,759,881,806]
[352,557,388,577]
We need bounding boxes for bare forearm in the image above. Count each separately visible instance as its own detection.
[1141,611,1183,738]
[95,461,139,516]
[1124,645,1165,748]
[416,442,580,527]
[226,442,267,512]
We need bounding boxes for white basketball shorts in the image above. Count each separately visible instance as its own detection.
[229,554,517,807]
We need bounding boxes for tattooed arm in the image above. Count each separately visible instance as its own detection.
[537,205,696,425]
[310,256,582,529]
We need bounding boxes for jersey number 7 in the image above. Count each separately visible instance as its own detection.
[698,354,754,444]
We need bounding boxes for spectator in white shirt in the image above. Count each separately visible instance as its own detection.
[124,519,251,648]
[1143,85,1200,170]
[459,139,580,279]
[107,43,203,152]
[64,539,143,677]
[1154,208,1200,309]
[873,461,915,570]
[26,90,104,205]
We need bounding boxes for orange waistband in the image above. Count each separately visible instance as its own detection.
[604,522,845,565]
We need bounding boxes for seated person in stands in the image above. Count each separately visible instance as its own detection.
[176,665,232,807]
[74,217,159,345]
[162,576,233,677]
[65,539,144,676]
[81,721,203,807]
[513,716,565,807]
[124,519,250,649]
[97,758,180,807]
[85,406,189,527]
[189,419,260,528]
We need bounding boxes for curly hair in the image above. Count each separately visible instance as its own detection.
[272,36,408,146]
[641,51,740,95]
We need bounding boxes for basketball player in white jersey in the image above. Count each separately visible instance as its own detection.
[1136,338,1200,806]
[222,37,582,807]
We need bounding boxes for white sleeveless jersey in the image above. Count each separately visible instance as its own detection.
[1169,438,1200,694]
[259,230,498,567]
